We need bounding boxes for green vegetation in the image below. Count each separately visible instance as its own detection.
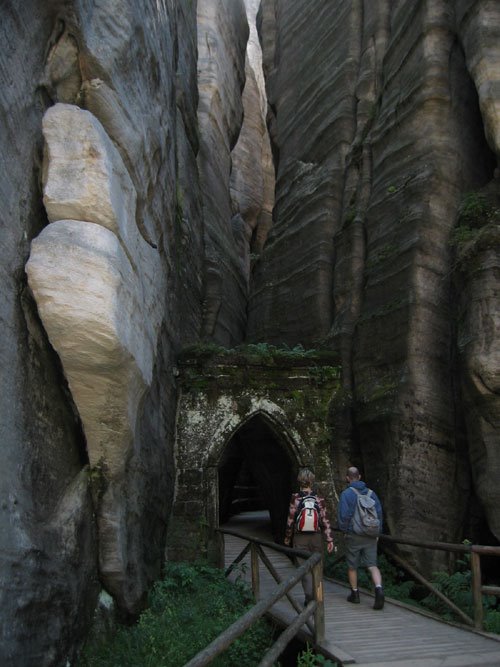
[297,644,337,666]
[450,191,500,266]
[79,562,274,667]
[418,549,500,633]
[325,548,500,633]
[308,365,340,385]
[456,191,499,228]
[180,341,322,361]
[365,243,399,271]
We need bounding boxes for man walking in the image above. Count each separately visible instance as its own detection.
[337,466,385,610]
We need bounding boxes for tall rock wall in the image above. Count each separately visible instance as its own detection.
[230,0,275,283]
[197,0,249,345]
[0,0,251,663]
[252,0,500,553]
[197,0,274,347]
[2,0,499,661]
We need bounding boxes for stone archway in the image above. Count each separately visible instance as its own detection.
[218,411,303,543]
[166,348,341,562]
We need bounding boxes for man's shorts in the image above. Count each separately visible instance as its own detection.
[345,533,378,569]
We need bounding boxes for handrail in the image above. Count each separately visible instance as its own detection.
[183,528,325,667]
[334,528,500,630]
[219,526,313,559]
[219,527,324,637]
[220,527,326,643]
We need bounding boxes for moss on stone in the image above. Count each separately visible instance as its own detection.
[451,190,500,270]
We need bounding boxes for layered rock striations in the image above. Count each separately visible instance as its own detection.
[1,0,204,663]
[252,0,500,552]
[248,0,359,344]
[2,0,500,662]
[1,0,268,660]
[230,0,275,283]
[197,0,249,345]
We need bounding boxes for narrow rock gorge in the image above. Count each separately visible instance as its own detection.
[0,0,498,664]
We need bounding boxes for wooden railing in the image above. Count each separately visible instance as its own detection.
[184,527,325,667]
[334,529,500,630]
[184,527,500,666]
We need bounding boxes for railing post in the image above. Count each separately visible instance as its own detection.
[251,542,260,601]
[311,558,325,643]
[471,550,483,630]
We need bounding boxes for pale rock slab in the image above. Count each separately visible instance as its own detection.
[26,103,164,600]
[457,0,500,154]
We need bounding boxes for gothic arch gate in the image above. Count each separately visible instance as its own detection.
[166,349,342,563]
[217,411,304,544]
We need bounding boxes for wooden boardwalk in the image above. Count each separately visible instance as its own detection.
[222,511,500,667]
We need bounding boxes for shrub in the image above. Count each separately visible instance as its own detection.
[419,550,500,630]
[450,191,500,258]
[297,643,337,666]
[79,562,274,666]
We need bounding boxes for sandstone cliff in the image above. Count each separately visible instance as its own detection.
[0,0,254,663]
[1,0,500,663]
[251,0,500,555]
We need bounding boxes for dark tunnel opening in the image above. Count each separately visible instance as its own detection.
[218,414,296,543]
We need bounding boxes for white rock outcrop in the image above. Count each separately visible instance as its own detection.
[26,102,164,477]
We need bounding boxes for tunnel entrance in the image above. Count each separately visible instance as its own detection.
[166,346,341,563]
[218,414,295,543]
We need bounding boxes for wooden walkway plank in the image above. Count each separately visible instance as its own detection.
[222,512,500,667]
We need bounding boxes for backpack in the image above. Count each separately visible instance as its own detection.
[350,488,380,536]
[295,493,320,532]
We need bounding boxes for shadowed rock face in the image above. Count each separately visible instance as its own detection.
[197,0,249,345]
[1,0,203,663]
[2,0,500,661]
[453,179,500,540]
[230,0,275,281]
[251,0,500,553]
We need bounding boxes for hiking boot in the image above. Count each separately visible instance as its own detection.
[373,586,385,610]
[347,589,360,604]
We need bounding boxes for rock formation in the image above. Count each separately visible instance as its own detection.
[1,0,500,663]
[197,0,249,345]
[1,0,205,663]
[1,0,274,661]
[453,178,500,540]
[26,102,165,608]
[230,0,275,281]
[251,0,500,559]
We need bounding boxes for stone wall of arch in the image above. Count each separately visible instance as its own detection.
[166,351,341,562]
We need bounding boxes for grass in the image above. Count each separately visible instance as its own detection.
[78,562,275,666]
